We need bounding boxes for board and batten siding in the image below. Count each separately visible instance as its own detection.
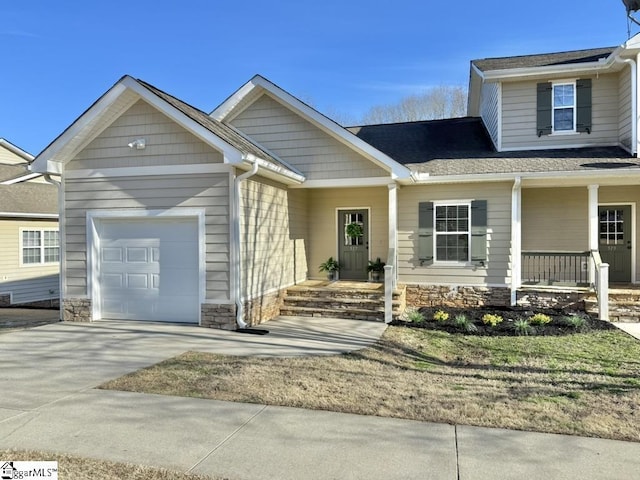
[239,177,308,300]
[229,94,389,180]
[397,182,512,286]
[521,187,589,253]
[0,219,59,303]
[480,82,500,148]
[307,187,388,280]
[67,100,224,170]
[501,74,620,150]
[618,66,633,151]
[64,174,230,301]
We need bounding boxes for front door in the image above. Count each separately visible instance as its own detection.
[338,209,368,280]
[599,205,632,283]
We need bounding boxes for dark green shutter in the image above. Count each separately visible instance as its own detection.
[576,78,592,134]
[536,83,552,137]
[470,200,487,263]
[418,202,434,265]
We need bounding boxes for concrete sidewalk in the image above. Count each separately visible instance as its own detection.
[0,319,638,479]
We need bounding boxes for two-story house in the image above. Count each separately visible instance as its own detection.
[31,35,640,328]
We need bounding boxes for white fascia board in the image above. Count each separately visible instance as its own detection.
[0,212,58,218]
[411,168,640,186]
[480,56,617,83]
[32,82,130,173]
[213,75,412,180]
[121,77,243,165]
[290,177,395,189]
[0,139,34,162]
[0,172,42,185]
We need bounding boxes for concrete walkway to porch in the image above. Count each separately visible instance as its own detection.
[613,322,640,340]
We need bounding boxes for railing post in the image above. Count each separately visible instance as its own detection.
[598,263,609,321]
[384,264,393,324]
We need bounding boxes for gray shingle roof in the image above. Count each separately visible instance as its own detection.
[472,47,615,72]
[349,117,634,177]
[0,164,57,215]
[136,79,303,176]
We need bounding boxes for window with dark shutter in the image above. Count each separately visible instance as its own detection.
[418,202,434,265]
[536,83,552,137]
[470,200,488,263]
[576,79,592,134]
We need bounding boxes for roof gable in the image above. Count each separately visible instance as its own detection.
[212,75,412,180]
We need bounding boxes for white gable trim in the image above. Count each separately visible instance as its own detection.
[33,76,244,175]
[0,139,34,162]
[211,75,413,181]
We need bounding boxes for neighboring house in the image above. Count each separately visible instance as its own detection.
[0,138,59,307]
[31,33,640,327]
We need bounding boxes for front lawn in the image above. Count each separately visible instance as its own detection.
[100,326,640,442]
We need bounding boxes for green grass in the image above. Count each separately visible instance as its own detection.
[100,326,640,442]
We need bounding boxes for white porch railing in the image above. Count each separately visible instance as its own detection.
[591,250,609,321]
[384,248,396,324]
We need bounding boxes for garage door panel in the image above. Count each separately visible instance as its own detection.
[98,218,199,323]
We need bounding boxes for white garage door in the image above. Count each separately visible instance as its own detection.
[98,218,199,323]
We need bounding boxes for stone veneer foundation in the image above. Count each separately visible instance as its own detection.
[201,303,237,330]
[0,294,10,307]
[516,289,587,312]
[406,285,511,309]
[63,298,92,322]
[201,290,285,330]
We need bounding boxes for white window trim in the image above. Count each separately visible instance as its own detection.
[433,200,472,265]
[19,227,60,267]
[551,80,577,134]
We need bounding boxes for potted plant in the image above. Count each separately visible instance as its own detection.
[367,257,386,282]
[319,256,340,280]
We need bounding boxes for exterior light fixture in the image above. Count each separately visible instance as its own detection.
[127,138,146,149]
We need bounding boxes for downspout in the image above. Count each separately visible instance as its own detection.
[615,56,637,156]
[232,157,259,329]
[510,177,522,307]
[43,174,63,320]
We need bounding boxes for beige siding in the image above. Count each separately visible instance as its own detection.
[480,82,500,148]
[398,182,512,286]
[619,66,633,151]
[0,146,29,165]
[502,74,620,150]
[521,188,589,252]
[239,177,308,299]
[64,174,230,300]
[307,187,388,280]
[599,185,640,282]
[0,219,59,303]
[68,100,224,170]
[230,94,389,180]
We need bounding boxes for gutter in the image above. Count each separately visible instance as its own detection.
[42,174,63,321]
[615,56,638,156]
[232,155,260,329]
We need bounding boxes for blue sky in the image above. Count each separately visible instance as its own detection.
[0,0,633,154]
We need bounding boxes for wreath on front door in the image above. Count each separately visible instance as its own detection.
[346,222,364,238]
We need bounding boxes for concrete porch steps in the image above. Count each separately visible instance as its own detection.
[280,281,406,322]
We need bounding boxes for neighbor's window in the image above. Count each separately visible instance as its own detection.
[435,204,469,262]
[552,82,576,132]
[21,229,60,265]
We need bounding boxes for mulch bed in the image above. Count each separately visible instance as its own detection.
[392,306,616,336]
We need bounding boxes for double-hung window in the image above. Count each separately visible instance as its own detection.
[434,203,470,262]
[21,229,60,265]
[552,82,576,133]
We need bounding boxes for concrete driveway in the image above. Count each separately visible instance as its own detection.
[0,307,59,330]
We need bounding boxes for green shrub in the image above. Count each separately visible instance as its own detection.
[406,309,425,324]
[433,310,449,322]
[564,315,588,331]
[482,313,503,327]
[530,313,552,325]
[454,314,478,333]
[514,318,535,336]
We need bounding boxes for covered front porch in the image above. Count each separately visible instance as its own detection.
[513,181,640,320]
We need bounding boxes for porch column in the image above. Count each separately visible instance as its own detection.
[510,177,522,306]
[588,184,599,285]
[388,183,398,287]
